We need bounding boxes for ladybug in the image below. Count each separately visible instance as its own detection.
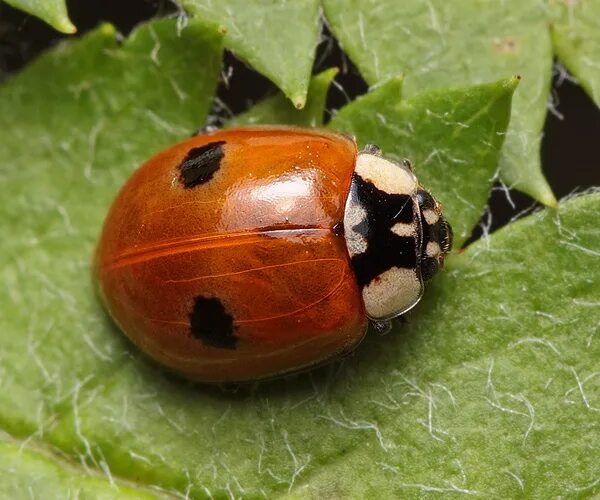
[95,127,452,383]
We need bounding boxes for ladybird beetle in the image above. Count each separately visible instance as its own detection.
[95,127,452,383]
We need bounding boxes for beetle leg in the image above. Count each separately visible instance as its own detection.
[371,319,392,335]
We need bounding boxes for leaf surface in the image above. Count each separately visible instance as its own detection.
[183,0,321,108]
[551,0,600,107]
[3,0,75,33]
[229,68,337,127]
[0,437,160,498]
[323,0,557,206]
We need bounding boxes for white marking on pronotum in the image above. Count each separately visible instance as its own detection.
[355,153,417,196]
[343,201,368,256]
[423,208,439,225]
[426,241,441,258]
[391,222,415,237]
[362,267,422,320]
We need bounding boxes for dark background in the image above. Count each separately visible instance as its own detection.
[2,0,598,243]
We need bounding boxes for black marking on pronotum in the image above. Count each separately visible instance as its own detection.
[178,141,226,188]
[189,296,238,349]
[349,173,418,288]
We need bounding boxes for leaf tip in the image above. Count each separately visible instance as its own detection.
[528,181,558,208]
[59,19,77,35]
[369,75,404,97]
[288,78,311,110]
[543,191,559,208]
[505,75,521,92]
[531,176,558,208]
[322,67,340,79]
[98,23,117,38]
[293,97,306,110]
[14,1,77,34]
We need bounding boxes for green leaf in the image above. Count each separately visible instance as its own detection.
[183,0,321,109]
[329,76,518,247]
[0,437,160,498]
[322,0,557,207]
[551,0,600,107]
[1,10,598,498]
[229,67,338,127]
[3,0,75,33]
[0,17,222,441]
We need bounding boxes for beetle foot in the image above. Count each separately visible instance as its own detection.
[371,320,392,335]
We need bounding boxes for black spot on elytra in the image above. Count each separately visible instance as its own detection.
[189,296,238,349]
[178,141,225,188]
[350,174,418,288]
